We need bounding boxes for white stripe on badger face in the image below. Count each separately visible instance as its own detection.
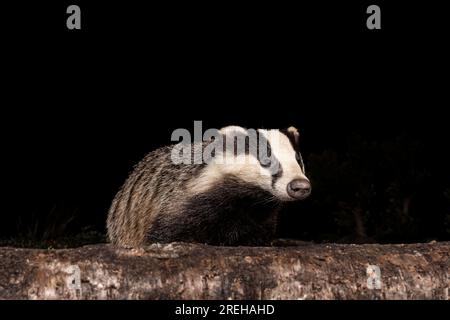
[188,126,265,196]
[259,129,309,201]
[187,126,309,202]
[219,125,248,135]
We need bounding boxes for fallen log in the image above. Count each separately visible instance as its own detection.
[0,242,449,299]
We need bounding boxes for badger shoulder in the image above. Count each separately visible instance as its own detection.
[106,143,210,246]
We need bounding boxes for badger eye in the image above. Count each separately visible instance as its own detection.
[260,157,272,168]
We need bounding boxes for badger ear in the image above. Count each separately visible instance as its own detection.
[219,125,247,136]
[282,126,300,150]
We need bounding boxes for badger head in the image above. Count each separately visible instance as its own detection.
[193,125,311,202]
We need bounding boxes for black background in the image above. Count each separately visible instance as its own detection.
[2,1,449,245]
[4,300,447,318]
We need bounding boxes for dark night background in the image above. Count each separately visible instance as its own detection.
[1,1,449,247]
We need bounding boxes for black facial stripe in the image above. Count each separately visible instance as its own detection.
[280,128,299,152]
[221,132,250,156]
[255,131,283,188]
[256,130,272,164]
[216,130,284,184]
[271,163,283,188]
[217,130,273,164]
[296,152,305,172]
[281,128,305,172]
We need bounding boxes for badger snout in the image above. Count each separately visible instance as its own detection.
[287,179,311,200]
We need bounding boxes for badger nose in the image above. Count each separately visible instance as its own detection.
[287,179,311,199]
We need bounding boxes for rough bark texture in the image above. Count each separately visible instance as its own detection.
[0,242,449,300]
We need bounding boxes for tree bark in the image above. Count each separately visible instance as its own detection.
[0,242,449,300]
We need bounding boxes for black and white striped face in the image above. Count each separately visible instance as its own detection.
[255,126,311,201]
[191,126,311,202]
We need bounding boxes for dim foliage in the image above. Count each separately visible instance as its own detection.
[2,134,450,247]
[295,134,450,243]
[0,202,106,249]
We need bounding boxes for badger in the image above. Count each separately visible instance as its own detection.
[107,125,311,247]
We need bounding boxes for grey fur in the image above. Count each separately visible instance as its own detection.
[107,129,306,247]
